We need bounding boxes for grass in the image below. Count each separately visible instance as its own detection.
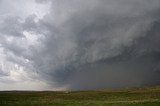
[0,86,160,106]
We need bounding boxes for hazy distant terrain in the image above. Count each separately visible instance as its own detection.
[0,86,160,106]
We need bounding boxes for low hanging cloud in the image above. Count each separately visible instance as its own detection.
[0,0,160,90]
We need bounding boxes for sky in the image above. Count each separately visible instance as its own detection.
[0,0,160,90]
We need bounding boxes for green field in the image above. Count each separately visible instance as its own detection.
[0,86,160,106]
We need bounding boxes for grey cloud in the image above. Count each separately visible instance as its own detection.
[67,20,160,89]
[0,0,160,90]
[27,0,160,90]
[38,0,160,90]
[0,17,24,37]
[0,68,9,77]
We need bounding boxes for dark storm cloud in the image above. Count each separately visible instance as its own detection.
[28,0,160,90]
[0,0,160,90]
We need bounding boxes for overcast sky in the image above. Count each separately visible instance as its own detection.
[0,0,160,90]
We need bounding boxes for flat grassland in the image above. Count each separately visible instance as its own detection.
[0,86,160,106]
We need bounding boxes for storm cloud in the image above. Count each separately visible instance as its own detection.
[0,0,160,90]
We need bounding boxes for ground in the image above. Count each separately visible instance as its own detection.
[0,86,160,106]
